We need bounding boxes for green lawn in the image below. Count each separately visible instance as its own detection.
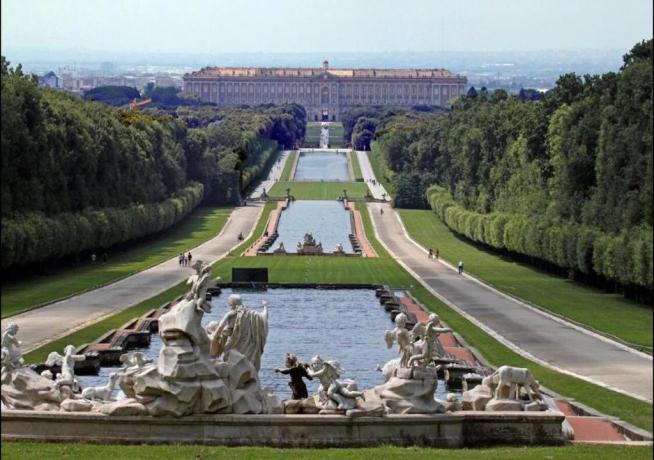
[279,151,298,181]
[329,122,345,147]
[398,209,653,351]
[268,181,370,200]
[21,202,654,433]
[2,443,651,460]
[304,122,321,147]
[368,142,396,196]
[350,150,363,181]
[1,207,232,318]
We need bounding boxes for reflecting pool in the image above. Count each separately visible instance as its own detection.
[294,151,350,181]
[79,288,459,401]
[267,200,353,253]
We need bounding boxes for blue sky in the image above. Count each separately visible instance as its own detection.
[2,0,652,54]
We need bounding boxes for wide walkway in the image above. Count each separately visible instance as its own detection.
[367,201,653,402]
[356,150,391,201]
[4,203,263,353]
[248,150,291,200]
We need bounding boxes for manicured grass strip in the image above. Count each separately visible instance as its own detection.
[398,209,653,350]
[1,207,232,318]
[278,151,297,181]
[368,142,395,196]
[268,181,370,200]
[350,150,363,181]
[304,122,321,147]
[2,443,652,460]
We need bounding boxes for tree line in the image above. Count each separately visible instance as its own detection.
[360,40,653,297]
[1,57,306,270]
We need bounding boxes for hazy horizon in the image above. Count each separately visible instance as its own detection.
[2,0,652,56]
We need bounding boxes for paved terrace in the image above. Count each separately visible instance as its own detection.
[356,150,391,201]
[366,200,653,402]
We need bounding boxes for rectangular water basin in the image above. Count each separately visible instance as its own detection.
[78,288,460,402]
[267,200,354,253]
[294,151,350,181]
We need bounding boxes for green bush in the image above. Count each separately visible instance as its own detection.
[428,185,653,289]
[1,183,203,269]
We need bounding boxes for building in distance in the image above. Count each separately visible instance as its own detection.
[183,60,468,121]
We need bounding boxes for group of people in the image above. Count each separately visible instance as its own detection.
[178,251,193,267]
[428,247,464,274]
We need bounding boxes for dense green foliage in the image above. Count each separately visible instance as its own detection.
[1,183,204,270]
[1,57,306,270]
[373,40,653,295]
[83,85,141,106]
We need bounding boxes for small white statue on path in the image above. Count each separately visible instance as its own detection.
[1,322,24,370]
[307,355,363,411]
[45,345,86,392]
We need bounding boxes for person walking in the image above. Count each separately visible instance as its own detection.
[179,253,183,267]
[428,248,433,259]
[458,260,464,275]
[187,252,192,266]
[435,248,439,260]
[91,253,97,264]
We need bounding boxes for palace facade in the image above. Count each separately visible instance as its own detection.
[183,61,467,121]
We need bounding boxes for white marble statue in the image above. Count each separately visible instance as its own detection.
[307,355,363,412]
[1,322,24,370]
[207,294,268,371]
[384,313,415,369]
[185,260,213,313]
[81,372,120,401]
[407,313,451,367]
[482,365,542,401]
[45,345,86,392]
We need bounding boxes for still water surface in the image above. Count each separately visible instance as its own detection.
[294,151,350,181]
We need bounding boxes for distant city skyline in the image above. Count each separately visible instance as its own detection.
[2,0,652,56]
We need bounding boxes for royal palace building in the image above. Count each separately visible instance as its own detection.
[183,61,467,121]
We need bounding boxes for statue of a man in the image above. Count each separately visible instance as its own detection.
[207,294,268,371]
[1,322,24,370]
[274,353,313,400]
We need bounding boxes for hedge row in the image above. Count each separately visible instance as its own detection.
[241,138,279,192]
[428,186,653,289]
[1,182,204,269]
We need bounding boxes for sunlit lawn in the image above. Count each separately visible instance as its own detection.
[2,443,652,460]
[398,209,653,350]
[268,181,369,200]
[1,207,232,318]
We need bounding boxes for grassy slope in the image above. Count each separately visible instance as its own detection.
[279,151,297,181]
[304,122,321,146]
[268,181,369,200]
[1,207,232,318]
[22,203,653,432]
[3,443,651,460]
[399,209,653,350]
[368,142,395,196]
[350,150,364,181]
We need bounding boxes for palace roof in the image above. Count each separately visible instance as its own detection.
[185,65,461,80]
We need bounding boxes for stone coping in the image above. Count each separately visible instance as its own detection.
[1,410,566,447]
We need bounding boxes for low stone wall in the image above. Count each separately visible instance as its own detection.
[1,410,566,447]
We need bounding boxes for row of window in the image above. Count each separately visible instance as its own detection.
[187,82,463,96]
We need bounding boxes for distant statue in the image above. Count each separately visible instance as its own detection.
[1,322,24,371]
[45,345,86,392]
[274,352,313,400]
[333,243,346,255]
[185,260,213,313]
[384,313,415,369]
[297,233,323,255]
[207,294,268,370]
[273,242,287,254]
[307,355,363,411]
